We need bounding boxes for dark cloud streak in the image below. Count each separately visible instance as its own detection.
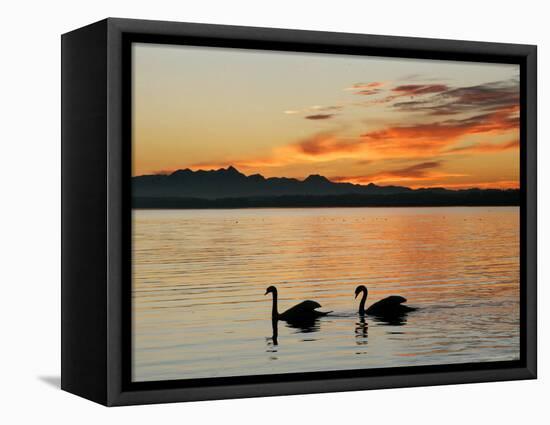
[392,79,519,116]
[445,138,519,154]
[392,84,449,95]
[381,161,443,178]
[331,161,445,184]
[305,114,335,120]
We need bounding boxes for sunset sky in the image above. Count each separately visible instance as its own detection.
[132,43,519,189]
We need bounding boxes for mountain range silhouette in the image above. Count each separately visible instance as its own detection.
[133,166,413,198]
[132,166,519,208]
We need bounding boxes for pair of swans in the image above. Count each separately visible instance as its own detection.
[265,285,415,325]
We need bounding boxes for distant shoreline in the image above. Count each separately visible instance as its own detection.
[133,192,520,209]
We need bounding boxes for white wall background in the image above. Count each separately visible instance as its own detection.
[1,0,546,422]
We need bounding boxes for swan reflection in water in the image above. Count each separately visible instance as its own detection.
[266,318,279,355]
[265,313,326,357]
[355,315,368,344]
[266,315,323,350]
[370,311,409,326]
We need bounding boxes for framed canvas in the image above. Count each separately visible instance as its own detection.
[61,18,537,406]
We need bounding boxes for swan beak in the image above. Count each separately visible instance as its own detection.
[354,292,359,299]
[264,290,268,295]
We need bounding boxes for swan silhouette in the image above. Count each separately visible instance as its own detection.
[355,285,416,316]
[265,286,331,327]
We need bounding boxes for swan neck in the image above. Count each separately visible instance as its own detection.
[271,290,279,319]
[359,289,367,315]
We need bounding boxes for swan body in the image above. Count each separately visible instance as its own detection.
[265,286,330,324]
[355,285,415,316]
[278,300,326,321]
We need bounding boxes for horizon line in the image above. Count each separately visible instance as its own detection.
[132,165,519,192]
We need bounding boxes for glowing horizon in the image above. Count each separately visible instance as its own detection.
[132,43,520,190]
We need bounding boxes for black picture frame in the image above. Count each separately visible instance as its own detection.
[61,17,537,406]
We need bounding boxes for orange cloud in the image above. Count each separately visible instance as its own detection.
[348,82,384,89]
[190,155,287,171]
[187,131,364,175]
[288,104,519,161]
[188,133,347,172]
[437,180,519,190]
[346,82,385,96]
[356,105,519,157]
[363,106,518,141]
[295,132,359,156]
[191,100,519,178]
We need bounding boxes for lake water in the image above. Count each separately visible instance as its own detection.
[132,207,520,382]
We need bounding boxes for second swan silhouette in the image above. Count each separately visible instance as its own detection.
[355,285,415,316]
[265,285,331,328]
